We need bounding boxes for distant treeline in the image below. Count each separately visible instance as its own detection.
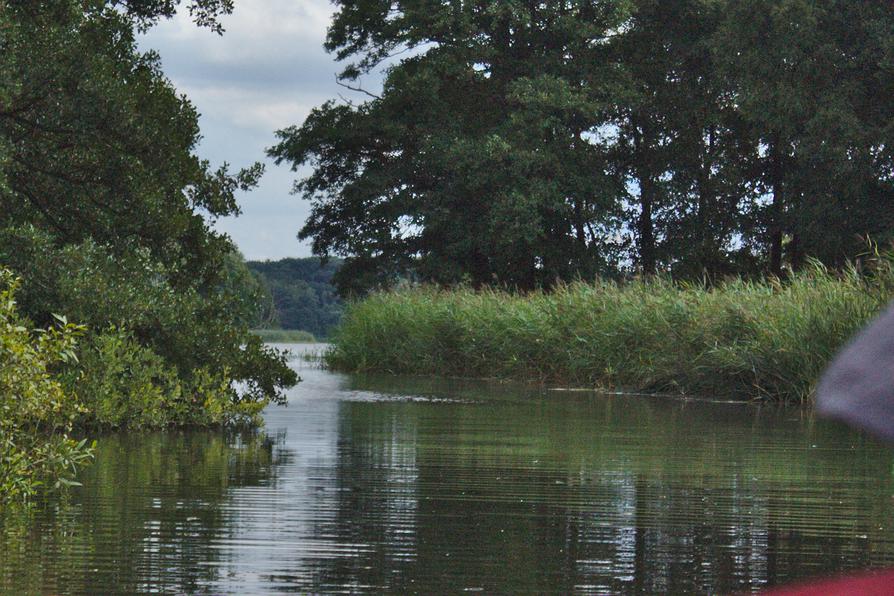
[248,258,344,339]
[272,0,894,294]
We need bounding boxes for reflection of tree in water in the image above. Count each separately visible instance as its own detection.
[5,383,894,594]
[0,429,286,595]
[302,385,894,593]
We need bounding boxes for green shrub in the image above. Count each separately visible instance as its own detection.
[64,328,267,429]
[0,271,93,504]
[0,264,274,504]
[0,225,297,408]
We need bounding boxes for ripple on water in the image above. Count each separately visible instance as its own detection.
[2,344,893,594]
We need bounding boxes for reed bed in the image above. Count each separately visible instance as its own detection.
[326,262,894,402]
[251,329,317,343]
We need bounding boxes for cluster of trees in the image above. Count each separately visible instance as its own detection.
[248,258,344,339]
[272,0,894,293]
[0,0,297,460]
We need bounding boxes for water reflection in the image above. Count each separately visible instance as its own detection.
[0,430,281,594]
[300,375,894,594]
[1,345,893,594]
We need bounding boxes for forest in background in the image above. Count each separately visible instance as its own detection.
[248,258,344,339]
[273,0,894,294]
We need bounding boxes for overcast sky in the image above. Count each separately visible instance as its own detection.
[138,0,379,261]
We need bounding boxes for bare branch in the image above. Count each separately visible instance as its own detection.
[335,76,381,100]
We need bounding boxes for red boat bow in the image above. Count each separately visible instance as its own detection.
[759,568,894,595]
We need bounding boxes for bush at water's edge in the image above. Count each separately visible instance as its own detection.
[326,259,894,403]
[0,271,92,504]
[0,270,274,506]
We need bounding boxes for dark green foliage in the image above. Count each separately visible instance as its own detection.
[0,0,296,401]
[109,0,236,33]
[273,0,894,290]
[61,327,268,430]
[270,1,632,291]
[605,0,758,277]
[712,0,894,274]
[247,258,344,339]
[0,0,298,500]
[0,0,260,274]
[0,226,295,407]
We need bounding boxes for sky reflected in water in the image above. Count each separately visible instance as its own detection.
[2,345,893,594]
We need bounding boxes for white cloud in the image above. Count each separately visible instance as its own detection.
[137,0,372,260]
[147,0,334,59]
[176,83,321,132]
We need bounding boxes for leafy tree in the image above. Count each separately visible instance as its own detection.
[271,0,632,292]
[276,0,894,289]
[604,0,758,278]
[1,0,260,283]
[713,0,894,275]
[0,0,297,409]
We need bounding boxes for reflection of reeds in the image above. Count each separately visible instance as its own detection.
[251,329,317,343]
[327,261,894,402]
[300,347,326,365]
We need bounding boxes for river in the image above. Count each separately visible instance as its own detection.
[2,344,893,594]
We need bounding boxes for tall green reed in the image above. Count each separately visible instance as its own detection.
[327,260,892,403]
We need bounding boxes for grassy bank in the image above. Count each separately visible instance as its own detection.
[327,262,894,402]
[251,329,317,343]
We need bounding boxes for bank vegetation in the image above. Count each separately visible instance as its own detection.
[0,1,297,504]
[328,258,893,403]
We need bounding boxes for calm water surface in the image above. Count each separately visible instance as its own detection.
[2,344,894,594]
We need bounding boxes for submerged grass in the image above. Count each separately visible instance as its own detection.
[327,261,894,403]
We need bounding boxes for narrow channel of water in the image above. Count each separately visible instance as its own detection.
[2,344,893,594]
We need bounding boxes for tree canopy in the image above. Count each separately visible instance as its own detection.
[0,0,296,408]
[272,0,894,293]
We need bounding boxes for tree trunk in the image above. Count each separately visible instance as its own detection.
[695,126,716,276]
[633,122,657,276]
[769,139,784,277]
[573,198,587,249]
[790,231,803,271]
[638,171,657,276]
